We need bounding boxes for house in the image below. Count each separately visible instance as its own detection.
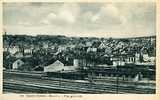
[105,46,112,54]
[87,41,100,52]
[92,41,101,48]
[50,45,56,50]
[99,42,107,49]
[43,42,49,49]
[135,53,140,62]
[12,59,24,69]
[125,55,135,63]
[3,46,8,52]
[68,44,76,49]
[3,67,6,70]
[44,60,78,72]
[78,43,85,48]
[139,53,155,64]
[149,57,155,63]
[85,42,92,47]
[58,45,67,52]
[112,58,125,66]
[111,54,136,66]
[23,47,33,57]
[33,45,40,52]
[9,46,20,55]
[87,47,97,52]
[116,61,125,66]
[13,52,23,58]
[24,48,32,54]
[73,59,86,67]
[143,53,149,62]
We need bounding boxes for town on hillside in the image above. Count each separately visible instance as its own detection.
[3,34,156,93]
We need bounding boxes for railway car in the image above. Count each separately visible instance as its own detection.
[45,71,86,80]
[91,64,155,80]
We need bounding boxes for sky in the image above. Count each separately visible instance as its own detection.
[3,2,156,38]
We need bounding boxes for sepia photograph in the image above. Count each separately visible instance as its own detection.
[2,2,156,94]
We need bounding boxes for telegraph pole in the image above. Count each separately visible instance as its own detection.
[116,65,119,93]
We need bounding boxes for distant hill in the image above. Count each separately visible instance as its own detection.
[3,34,156,47]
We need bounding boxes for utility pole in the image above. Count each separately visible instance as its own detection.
[87,52,95,88]
[58,71,62,87]
[116,64,119,93]
[147,66,150,93]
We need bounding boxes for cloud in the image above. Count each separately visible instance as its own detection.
[59,3,80,22]
[40,3,80,25]
[91,3,127,25]
[4,2,156,37]
[59,10,75,23]
[47,13,57,20]
[40,13,57,25]
[18,21,32,26]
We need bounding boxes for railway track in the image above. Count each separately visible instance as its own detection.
[3,71,155,94]
[4,81,154,94]
[3,70,155,86]
[4,79,155,94]
[4,81,118,93]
